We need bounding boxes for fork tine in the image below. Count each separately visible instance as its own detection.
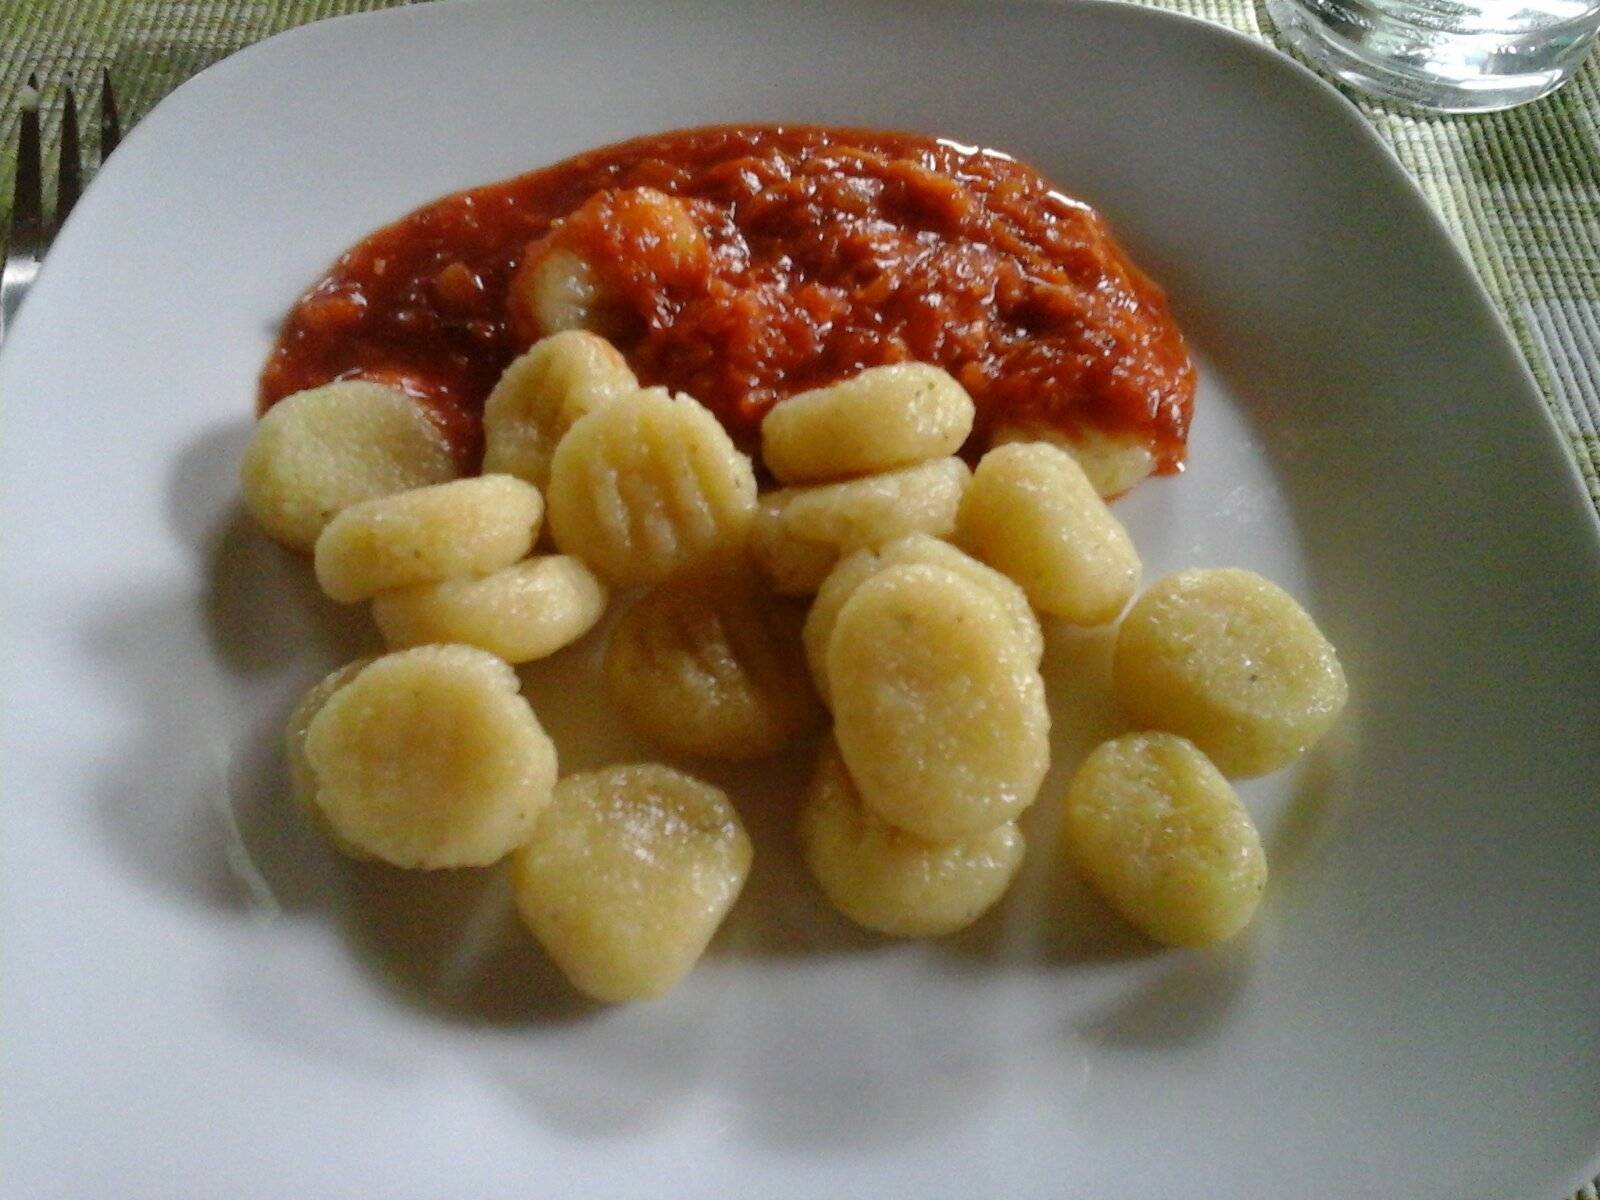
[57,79,82,223]
[13,73,44,246]
[99,68,121,158]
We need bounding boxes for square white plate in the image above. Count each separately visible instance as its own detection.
[2,2,1598,1197]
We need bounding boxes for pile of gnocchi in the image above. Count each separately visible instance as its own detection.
[242,330,1348,1002]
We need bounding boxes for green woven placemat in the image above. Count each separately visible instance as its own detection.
[0,5,1596,1192]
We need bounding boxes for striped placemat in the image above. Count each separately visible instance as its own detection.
[0,3,1595,1195]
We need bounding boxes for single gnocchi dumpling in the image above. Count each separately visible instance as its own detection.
[546,387,758,586]
[992,422,1156,499]
[604,570,820,759]
[313,474,543,603]
[240,380,456,552]
[829,564,1050,841]
[511,764,752,1003]
[800,743,1026,937]
[1112,568,1348,778]
[803,534,1042,706]
[750,456,971,594]
[285,658,376,861]
[517,247,609,337]
[303,645,558,869]
[371,555,608,663]
[1062,732,1267,947]
[956,441,1140,625]
[760,363,975,484]
[482,331,639,490]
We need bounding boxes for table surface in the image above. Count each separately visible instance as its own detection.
[0,2,1597,1197]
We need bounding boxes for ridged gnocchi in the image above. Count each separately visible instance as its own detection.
[511,764,752,1003]
[992,422,1157,499]
[1062,732,1267,947]
[828,564,1050,841]
[518,247,609,336]
[803,534,1042,706]
[313,474,543,603]
[285,658,376,861]
[241,380,456,552]
[800,743,1025,937]
[750,456,971,594]
[1113,568,1348,778]
[371,555,608,663]
[604,570,820,760]
[482,331,639,490]
[302,645,558,869]
[957,441,1140,625]
[760,363,975,484]
[547,387,758,586]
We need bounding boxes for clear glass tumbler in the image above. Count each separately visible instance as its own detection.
[1265,0,1600,111]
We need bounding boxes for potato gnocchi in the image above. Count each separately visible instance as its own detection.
[371,554,608,663]
[760,363,975,484]
[241,380,456,552]
[547,387,758,585]
[605,570,819,760]
[511,764,752,1002]
[992,422,1156,499]
[801,743,1026,936]
[1062,732,1267,947]
[957,441,1140,625]
[302,645,558,869]
[750,455,971,594]
[803,534,1042,706]
[482,331,639,490]
[829,564,1050,841]
[313,474,543,602]
[285,658,376,861]
[1113,568,1348,777]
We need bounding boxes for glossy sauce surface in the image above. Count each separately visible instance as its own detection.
[260,125,1194,472]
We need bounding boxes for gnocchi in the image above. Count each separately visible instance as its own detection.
[482,331,639,490]
[284,658,376,861]
[303,645,558,869]
[547,387,758,586]
[992,423,1156,499]
[1062,732,1267,947]
[956,441,1140,625]
[371,555,608,663]
[511,764,752,1002]
[313,474,543,603]
[240,380,456,552]
[800,743,1025,937]
[604,570,820,760]
[517,247,609,337]
[1112,568,1348,778]
[803,534,1042,706]
[760,363,975,484]
[750,456,971,594]
[828,564,1050,841]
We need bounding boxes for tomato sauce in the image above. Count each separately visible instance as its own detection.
[260,125,1194,475]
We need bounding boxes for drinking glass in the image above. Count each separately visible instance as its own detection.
[1265,0,1600,111]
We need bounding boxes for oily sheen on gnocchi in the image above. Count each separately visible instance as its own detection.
[241,380,457,552]
[1062,732,1267,947]
[828,564,1051,841]
[605,570,821,760]
[511,765,752,1003]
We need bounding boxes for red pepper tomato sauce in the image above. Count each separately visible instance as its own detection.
[259,125,1194,475]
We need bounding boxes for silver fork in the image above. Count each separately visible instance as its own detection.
[0,68,121,347]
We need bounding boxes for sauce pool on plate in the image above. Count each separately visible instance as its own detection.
[259,125,1195,479]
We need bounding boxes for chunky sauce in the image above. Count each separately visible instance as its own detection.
[260,125,1194,473]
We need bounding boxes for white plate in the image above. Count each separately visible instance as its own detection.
[3,2,1597,1196]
